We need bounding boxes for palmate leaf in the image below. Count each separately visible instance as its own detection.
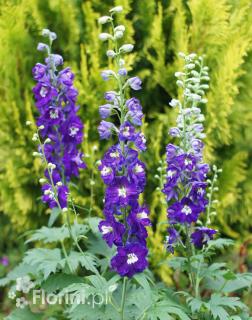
[66,251,98,274]
[26,224,89,244]
[23,248,64,279]
[145,301,190,320]
[206,238,234,252]
[65,303,120,320]
[41,273,83,293]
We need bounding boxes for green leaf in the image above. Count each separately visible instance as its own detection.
[41,273,83,293]
[6,307,43,320]
[168,257,188,271]
[66,251,98,273]
[23,248,64,279]
[26,224,89,244]
[48,207,61,227]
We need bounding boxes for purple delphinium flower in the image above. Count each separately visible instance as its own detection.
[162,53,216,252]
[191,228,217,249]
[111,243,148,278]
[32,29,86,210]
[98,9,150,278]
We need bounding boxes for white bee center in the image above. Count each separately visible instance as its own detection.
[167,170,176,178]
[123,126,130,137]
[110,151,119,158]
[140,133,146,143]
[118,187,127,198]
[197,188,204,195]
[101,166,111,176]
[181,205,192,215]
[135,164,143,173]
[127,253,138,265]
[184,159,192,166]
[137,211,148,219]
[50,110,59,119]
[101,226,113,235]
[69,127,79,137]
[40,86,48,97]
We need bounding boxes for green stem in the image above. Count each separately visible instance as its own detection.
[120,277,128,320]
[61,240,72,273]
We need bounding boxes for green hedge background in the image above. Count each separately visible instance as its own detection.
[0,0,252,285]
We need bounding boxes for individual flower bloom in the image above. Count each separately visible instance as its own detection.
[98,162,115,184]
[111,243,148,278]
[62,86,78,105]
[193,163,210,181]
[175,153,197,171]
[101,70,115,81]
[126,98,142,112]
[165,227,179,253]
[128,160,146,191]
[134,132,146,151]
[119,121,135,141]
[169,127,181,137]
[37,42,49,52]
[168,197,202,224]
[99,104,113,119]
[104,91,117,101]
[57,185,69,209]
[191,139,204,154]
[128,77,142,90]
[44,167,62,185]
[192,123,204,133]
[166,165,180,187]
[191,227,217,249]
[127,110,143,126]
[166,144,179,161]
[62,114,83,144]
[124,147,139,165]
[41,106,63,126]
[118,68,127,76]
[63,151,86,178]
[130,205,151,227]
[99,218,125,247]
[98,121,116,140]
[102,145,124,169]
[162,184,179,201]
[189,182,208,201]
[58,67,74,86]
[32,83,58,109]
[105,177,138,207]
[42,184,57,208]
[45,54,63,67]
[0,256,9,266]
[32,63,47,81]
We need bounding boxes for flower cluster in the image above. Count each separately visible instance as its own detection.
[32,29,85,210]
[97,7,150,278]
[162,53,216,253]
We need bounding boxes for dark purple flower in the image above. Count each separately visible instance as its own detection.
[166,165,180,187]
[168,197,202,224]
[134,132,146,151]
[165,228,179,253]
[111,243,148,277]
[191,227,217,249]
[126,98,142,112]
[58,185,69,209]
[98,162,115,184]
[128,160,146,191]
[105,177,138,207]
[166,144,179,161]
[102,145,124,169]
[98,121,116,140]
[33,83,58,109]
[32,63,47,81]
[58,67,74,86]
[128,77,142,91]
[99,218,125,247]
[119,121,135,141]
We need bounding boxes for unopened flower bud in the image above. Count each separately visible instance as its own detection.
[32,133,39,141]
[37,43,49,52]
[62,208,68,212]
[114,31,123,39]
[26,121,32,126]
[99,33,112,41]
[48,162,56,170]
[33,152,41,157]
[178,52,186,58]
[38,125,45,130]
[39,178,47,184]
[56,181,63,187]
[98,16,112,24]
[119,44,134,53]
[44,138,51,144]
[109,6,123,13]
[115,25,125,32]
[106,50,116,58]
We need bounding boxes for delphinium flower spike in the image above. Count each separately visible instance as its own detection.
[97,7,150,278]
[162,53,217,253]
[32,29,86,213]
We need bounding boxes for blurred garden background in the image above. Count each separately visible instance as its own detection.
[0,0,252,315]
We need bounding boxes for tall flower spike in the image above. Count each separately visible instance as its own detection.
[32,29,86,211]
[162,53,216,253]
[98,8,150,278]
